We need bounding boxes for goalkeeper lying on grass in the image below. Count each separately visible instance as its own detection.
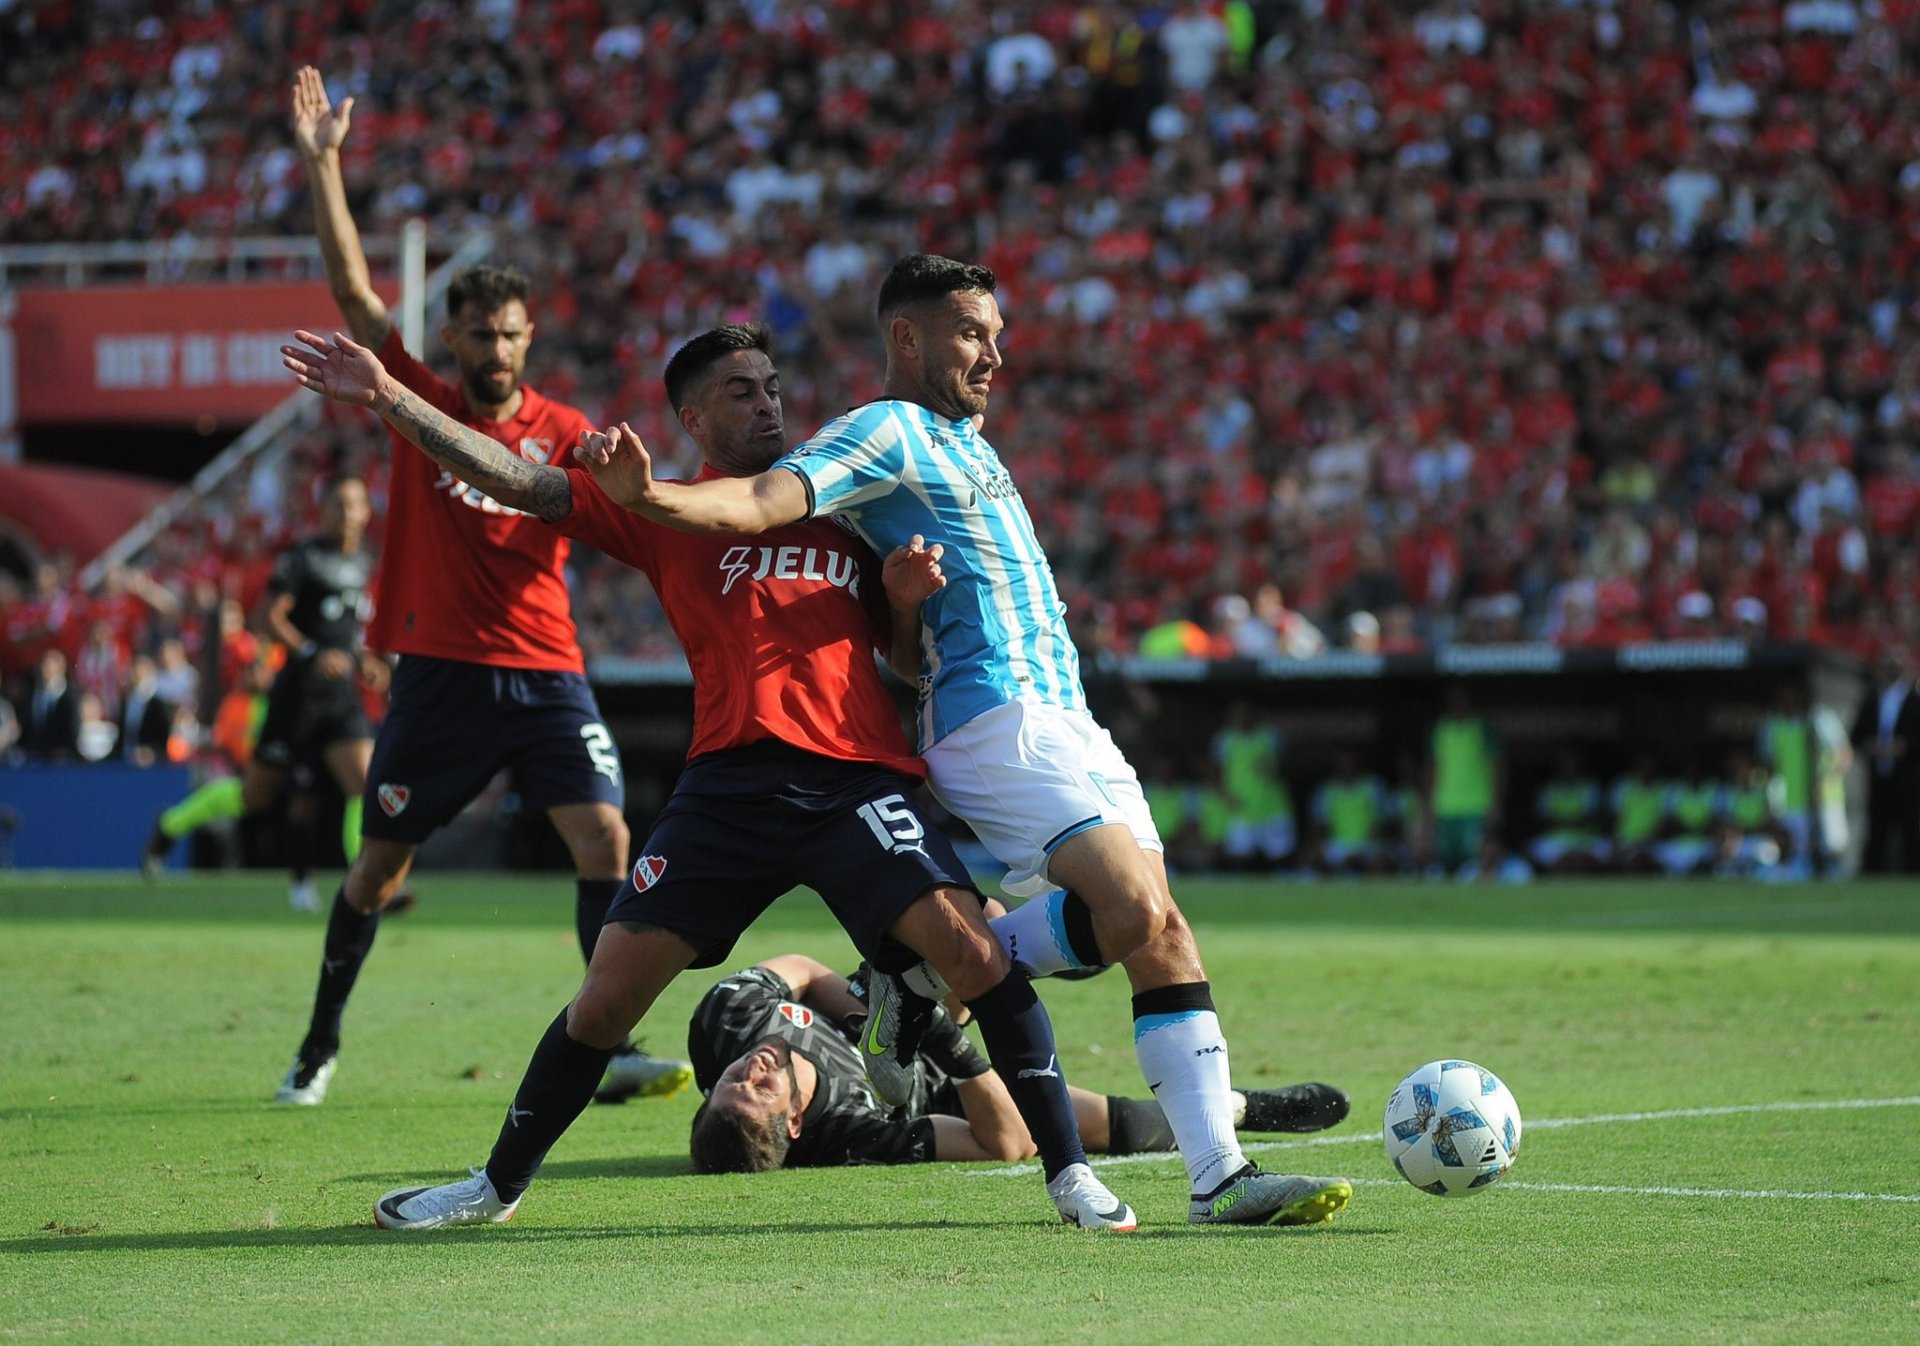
[685,953,1349,1173]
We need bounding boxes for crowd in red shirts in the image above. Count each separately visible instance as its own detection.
[8,0,1920,754]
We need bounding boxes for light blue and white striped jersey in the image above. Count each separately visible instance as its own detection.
[775,399,1086,746]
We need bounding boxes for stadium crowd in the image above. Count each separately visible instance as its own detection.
[6,3,1920,815]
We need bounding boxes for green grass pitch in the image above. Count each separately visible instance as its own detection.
[2,872,1916,1343]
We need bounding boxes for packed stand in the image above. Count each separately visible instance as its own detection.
[8,1,1920,681]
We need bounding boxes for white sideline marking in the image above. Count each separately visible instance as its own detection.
[970,1095,1920,1201]
[1344,1177,1920,1204]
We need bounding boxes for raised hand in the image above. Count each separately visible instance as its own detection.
[574,422,659,510]
[282,329,390,409]
[885,533,948,606]
[291,65,354,159]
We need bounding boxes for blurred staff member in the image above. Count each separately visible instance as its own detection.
[1851,645,1920,874]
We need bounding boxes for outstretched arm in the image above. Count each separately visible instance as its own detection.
[282,330,572,522]
[574,423,809,536]
[292,66,392,350]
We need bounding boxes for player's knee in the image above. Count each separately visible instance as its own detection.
[565,987,636,1050]
[1095,881,1171,963]
[566,809,630,877]
[931,925,1010,1001]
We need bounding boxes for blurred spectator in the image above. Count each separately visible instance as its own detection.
[118,653,176,767]
[1427,684,1503,876]
[1850,644,1920,873]
[1211,701,1294,871]
[1758,683,1852,877]
[1308,749,1390,875]
[72,691,120,764]
[1653,761,1725,877]
[21,650,80,759]
[1527,748,1609,875]
[10,1,1920,673]
[1610,752,1672,875]
[1717,749,1789,878]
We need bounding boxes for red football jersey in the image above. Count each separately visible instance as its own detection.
[365,330,591,671]
[556,465,923,780]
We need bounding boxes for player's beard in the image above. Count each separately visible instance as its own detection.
[939,369,989,421]
[463,364,519,410]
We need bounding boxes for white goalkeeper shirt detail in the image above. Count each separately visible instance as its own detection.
[775,399,1085,747]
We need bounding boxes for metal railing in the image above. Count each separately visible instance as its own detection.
[0,235,417,288]
[73,229,494,589]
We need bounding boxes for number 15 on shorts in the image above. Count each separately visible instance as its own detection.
[858,794,929,857]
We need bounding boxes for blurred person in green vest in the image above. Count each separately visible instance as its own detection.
[1212,700,1296,871]
[1308,749,1390,875]
[1426,685,1503,876]
[1653,758,1725,876]
[1609,751,1673,873]
[1141,753,1232,875]
[1715,748,1789,877]
[1757,683,1852,877]
[1526,748,1611,874]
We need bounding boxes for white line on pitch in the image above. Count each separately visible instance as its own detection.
[967,1095,1920,1181]
[1344,1177,1920,1204]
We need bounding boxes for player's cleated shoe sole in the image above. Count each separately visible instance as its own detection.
[273,1055,335,1106]
[1239,1082,1351,1133]
[594,1046,695,1104]
[1190,1167,1352,1226]
[857,964,931,1109]
[374,1167,518,1230]
[1047,1162,1139,1232]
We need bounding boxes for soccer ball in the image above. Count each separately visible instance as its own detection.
[1383,1059,1522,1197]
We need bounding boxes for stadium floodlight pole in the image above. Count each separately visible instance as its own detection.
[400,217,427,355]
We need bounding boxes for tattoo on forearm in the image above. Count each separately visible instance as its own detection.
[386,390,571,522]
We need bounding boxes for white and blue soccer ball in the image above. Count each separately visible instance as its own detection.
[1383,1059,1522,1197]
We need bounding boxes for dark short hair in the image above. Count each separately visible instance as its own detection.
[663,322,774,412]
[876,254,997,325]
[446,264,531,319]
[688,1098,792,1174]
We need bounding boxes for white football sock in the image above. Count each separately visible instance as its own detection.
[1134,1009,1247,1194]
[987,890,1083,977]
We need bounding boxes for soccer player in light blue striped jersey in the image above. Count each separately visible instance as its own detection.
[575,255,1351,1227]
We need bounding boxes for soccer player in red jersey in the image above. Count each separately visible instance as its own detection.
[277,68,687,1109]
[282,323,1135,1232]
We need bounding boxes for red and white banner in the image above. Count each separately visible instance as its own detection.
[12,280,394,425]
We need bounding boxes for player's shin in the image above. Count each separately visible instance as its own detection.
[484,1008,617,1203]
[1131,982,1248,1195]
[574,878,622,963]
[300,884,381,1061]
[963,972,1086,1180]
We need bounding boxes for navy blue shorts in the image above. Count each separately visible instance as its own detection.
[254,656,370,774]
[606,743,976,969]
[362,655,624,844]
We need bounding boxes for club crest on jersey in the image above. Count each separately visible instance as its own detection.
[518,438,554,465]
[377,784,411,817]
[715,544,861,597]
[632,855,668,890]
[776,1002,815,1028]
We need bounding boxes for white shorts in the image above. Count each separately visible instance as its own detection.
[923,699,1162,898]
